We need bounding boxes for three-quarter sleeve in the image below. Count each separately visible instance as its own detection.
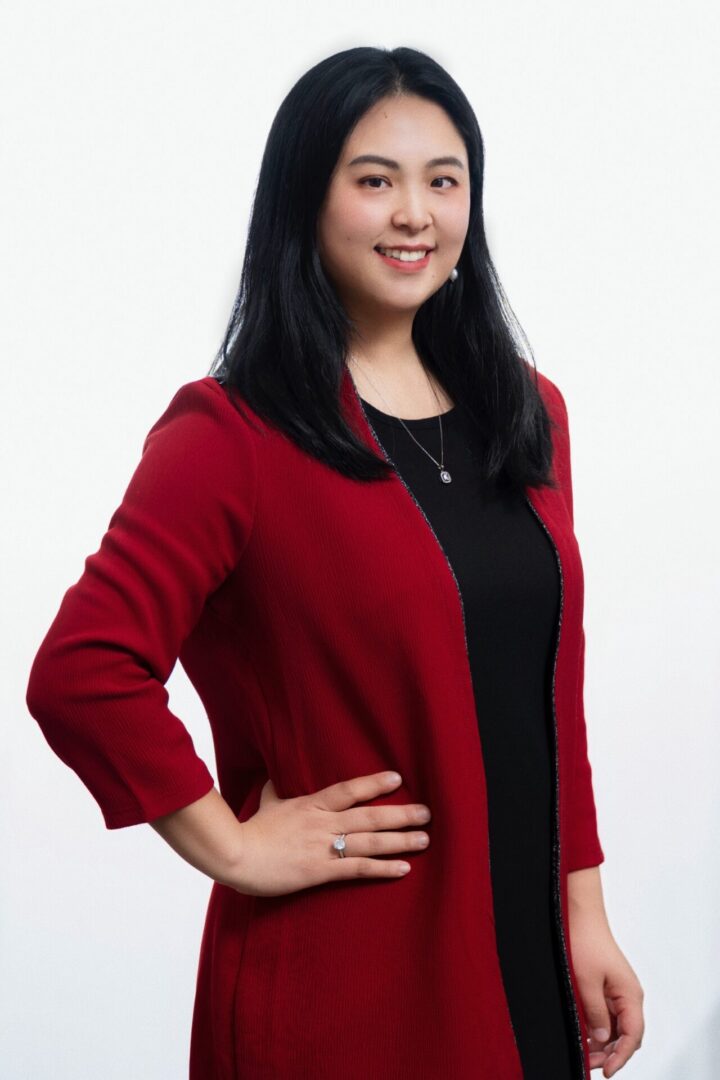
[25,377,258,829]
[566,626,605,870]
[546,377,606,872]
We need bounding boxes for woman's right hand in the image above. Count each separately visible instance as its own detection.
[231,771,432,897]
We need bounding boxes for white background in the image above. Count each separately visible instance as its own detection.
[2,2,718,1077]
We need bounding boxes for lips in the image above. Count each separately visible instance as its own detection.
[374,247,433,271]
[374,246,435,255]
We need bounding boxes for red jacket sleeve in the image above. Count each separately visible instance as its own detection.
[545,376,606,872]
[567,625,605,870]
[25,377,258,829]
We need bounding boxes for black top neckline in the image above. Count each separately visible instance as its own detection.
[359,395,457,430]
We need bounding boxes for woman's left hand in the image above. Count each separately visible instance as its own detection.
[569,914,645,1076]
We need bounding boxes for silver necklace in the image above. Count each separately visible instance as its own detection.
[347,353,453,484]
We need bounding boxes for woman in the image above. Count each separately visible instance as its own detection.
[25,46,644,1079]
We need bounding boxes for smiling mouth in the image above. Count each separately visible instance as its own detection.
[374,246,433,263]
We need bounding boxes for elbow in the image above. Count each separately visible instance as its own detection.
[26,640,66,730]
[25,629,87,737]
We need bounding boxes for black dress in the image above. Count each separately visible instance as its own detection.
[359,395,578,1080]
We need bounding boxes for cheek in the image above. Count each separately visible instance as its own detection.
[445,200,471,244]
[324,192,384,248]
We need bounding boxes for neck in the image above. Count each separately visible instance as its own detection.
[345,313,419,376]
[346,347,454,417]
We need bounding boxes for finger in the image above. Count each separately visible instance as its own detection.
[603,1034,637,1076]
[333,828,431,859]
[588,1034,621,1073]
[588,1047,611,1065]
[602,1002,645,1077]
[329,854,413,881]
[340,800,432,835]
[313,771,404,812]
[587,1034,613,1057]
[584,1002,613,1049]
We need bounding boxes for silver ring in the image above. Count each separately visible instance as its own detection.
[332,833,347,858]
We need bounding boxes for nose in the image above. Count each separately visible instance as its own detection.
[391,189,432,233]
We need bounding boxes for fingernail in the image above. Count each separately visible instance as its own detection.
[593,1028,610,1041]
[387,772,402,784]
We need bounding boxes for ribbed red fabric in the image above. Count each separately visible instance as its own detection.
[26,367,604,1079]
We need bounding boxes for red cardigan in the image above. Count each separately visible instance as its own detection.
[26,367,605,1079]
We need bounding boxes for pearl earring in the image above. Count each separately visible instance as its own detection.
[449,267,458,283]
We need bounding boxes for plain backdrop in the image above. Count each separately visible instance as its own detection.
[2,2,719,1077]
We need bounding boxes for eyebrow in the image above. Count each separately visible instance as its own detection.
[347,154,465,171]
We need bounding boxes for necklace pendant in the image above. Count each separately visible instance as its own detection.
[439,468,452,484]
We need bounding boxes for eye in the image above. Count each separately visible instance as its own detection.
[359,177,390,189]
[358,176,459,190]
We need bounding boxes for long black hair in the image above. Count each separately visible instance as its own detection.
[209,45,558,492]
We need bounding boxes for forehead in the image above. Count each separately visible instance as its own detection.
[342,95,467,165]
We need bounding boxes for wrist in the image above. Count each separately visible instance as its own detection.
[220,821,251,891]
[567,865,610,927]
[150,787,251,890]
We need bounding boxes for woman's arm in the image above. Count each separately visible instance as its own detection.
[544,374,644,1075]
[568,869,645,1077]
[149,786,247,888]
[25,378,258,829]
[567,864,609,926]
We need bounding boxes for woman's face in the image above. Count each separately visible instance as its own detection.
[316,94,471,321]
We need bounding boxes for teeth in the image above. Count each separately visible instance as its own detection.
[377,248,429,262]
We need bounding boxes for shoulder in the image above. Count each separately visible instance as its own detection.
[145,376,256,435]
[141,376,263,462]
[125,377,261,533]
[525,365,569,433]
